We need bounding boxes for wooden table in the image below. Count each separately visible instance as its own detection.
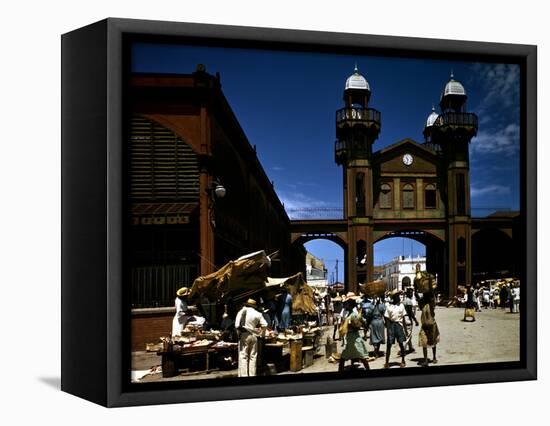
[158,345,235,378]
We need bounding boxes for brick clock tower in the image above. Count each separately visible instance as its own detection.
[335,68,477,296]
[425,73,478,295]
[335,66,381,293]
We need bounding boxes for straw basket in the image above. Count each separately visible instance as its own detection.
[361,280,386,298]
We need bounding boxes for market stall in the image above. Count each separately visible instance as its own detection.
[155,251,323,377]
[158,328,238,378]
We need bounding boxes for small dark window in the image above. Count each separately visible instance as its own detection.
[456,174,466,215]
[357,240,367,264]
[355,173,366,216]
[425,184,437,209]
[379,183,392,209]
[457,237,466,263]
[403,184,415,209]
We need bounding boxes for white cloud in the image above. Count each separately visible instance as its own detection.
[470,63,520,125]
[470,184,510,198]
[271,166,284,171]
[471,123,520,156]
[278,191,329,210]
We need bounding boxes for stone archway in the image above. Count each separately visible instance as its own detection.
[291,234,347,290]
[472,228,515,281]
[373,229,446,294]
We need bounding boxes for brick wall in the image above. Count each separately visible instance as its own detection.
[131,307,175,352]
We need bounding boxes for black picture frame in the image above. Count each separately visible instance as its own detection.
[61,17,537,407]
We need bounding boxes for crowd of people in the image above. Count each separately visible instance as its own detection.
[168,276,519,377]
[333,285,439,371]
[461,281,520,321]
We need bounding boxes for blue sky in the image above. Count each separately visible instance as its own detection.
[132,43,520,282]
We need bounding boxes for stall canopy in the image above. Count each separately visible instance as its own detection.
[189,251,271,301]
[267,273,316,315]
[189,251,316,314]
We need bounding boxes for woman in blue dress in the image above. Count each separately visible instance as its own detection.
[367,297,386,358]
[277,289,292,330]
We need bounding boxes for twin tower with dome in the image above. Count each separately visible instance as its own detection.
[334,65,478,296]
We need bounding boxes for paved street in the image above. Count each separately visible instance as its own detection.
[133,306,520,382]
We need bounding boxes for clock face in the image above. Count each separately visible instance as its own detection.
[402,153,414,166]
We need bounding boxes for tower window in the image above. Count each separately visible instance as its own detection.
[425,184,437,209]
[457,237,466,264]
[355,173,366,216]
[379,183,392,209]
[402,183,415,209]
[456,174,466,215]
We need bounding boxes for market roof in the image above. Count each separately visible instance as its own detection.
[441,72,466,98]
[345,65,370,91]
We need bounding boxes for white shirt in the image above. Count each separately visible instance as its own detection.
[235,306,268,333]
[174,297,187,319]
[385,303,407,323]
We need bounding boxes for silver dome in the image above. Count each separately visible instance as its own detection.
[345,65,370,91]
[442,72,466,97]
[426,106,439,127]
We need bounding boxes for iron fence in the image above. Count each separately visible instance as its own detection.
[287,208,344,220]
[286,207,512,220]
[131,264,198,308]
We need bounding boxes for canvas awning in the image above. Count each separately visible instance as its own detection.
[189,251,271,301]
[188,251,316,314]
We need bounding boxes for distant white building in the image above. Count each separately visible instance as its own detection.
[380,255,428,291]
[305,252,328,294]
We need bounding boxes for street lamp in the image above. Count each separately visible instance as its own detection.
[207,179,226,228]
[213,183,226,199]
[207,180,226,202]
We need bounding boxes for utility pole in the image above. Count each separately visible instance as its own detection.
[335,259,339,285]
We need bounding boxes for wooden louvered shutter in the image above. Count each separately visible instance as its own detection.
[130,116,199,202]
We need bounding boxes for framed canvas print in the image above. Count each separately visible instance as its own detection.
[61,18,537,407]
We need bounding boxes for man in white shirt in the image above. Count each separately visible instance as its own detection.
[235,299,268,377]
[384,290,408,368]
[512,285,520,313]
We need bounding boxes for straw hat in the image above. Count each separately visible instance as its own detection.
[343,291,357,301]
[245,298,258,308]
[176,287,189,297]
[389,289,403,298]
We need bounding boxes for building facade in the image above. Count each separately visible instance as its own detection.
[128,66,305,309]
[380,255,428,292]
[305,252,328,294]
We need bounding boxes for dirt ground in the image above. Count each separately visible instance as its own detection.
[132,306,520,382]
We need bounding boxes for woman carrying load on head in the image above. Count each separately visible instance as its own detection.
[418,290,440,367]
[365,295,385,359]
[339,296,370,373]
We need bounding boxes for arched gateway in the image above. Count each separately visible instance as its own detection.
[290,67,518,297]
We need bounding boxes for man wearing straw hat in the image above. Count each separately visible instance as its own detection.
[235,298,268,377]
[171,287,189,337]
